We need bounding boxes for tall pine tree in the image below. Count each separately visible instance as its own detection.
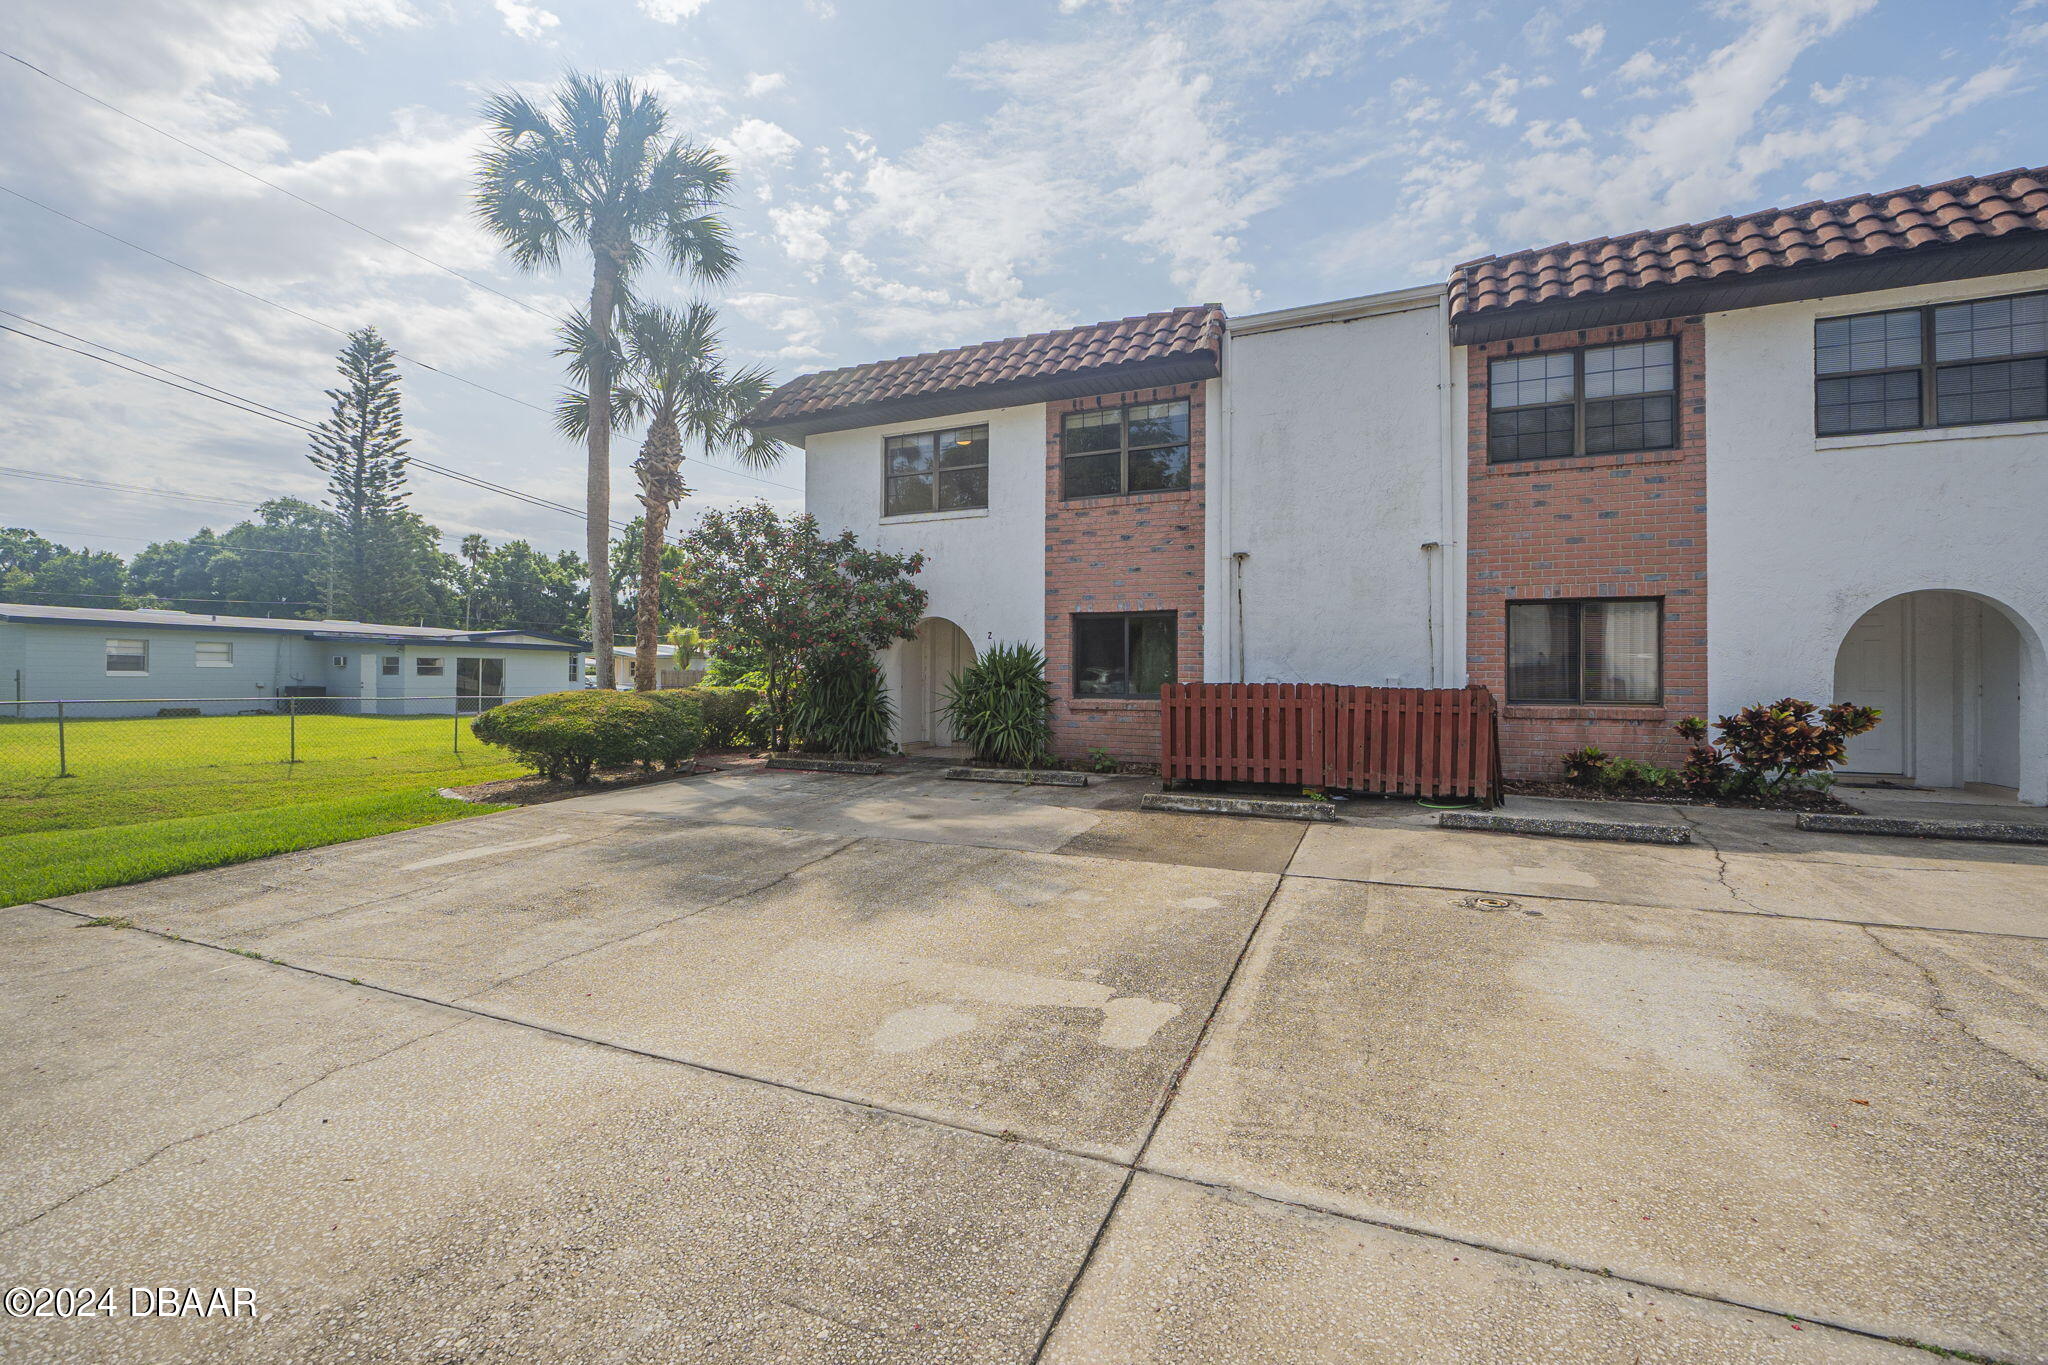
[307,327,420,621]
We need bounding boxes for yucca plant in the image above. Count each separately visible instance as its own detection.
[942,643,1053,768]
[790,654,893,759]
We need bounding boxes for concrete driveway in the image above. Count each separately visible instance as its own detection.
[3,765,2044,1364]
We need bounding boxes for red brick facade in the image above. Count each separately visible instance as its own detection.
[1465,317,1707,780]
[1043,381,1207,763]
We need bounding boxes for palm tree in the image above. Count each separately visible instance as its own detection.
[612,303,783,690]
[473,72,737,687]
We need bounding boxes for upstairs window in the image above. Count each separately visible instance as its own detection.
[1816,290,2048,435]
[104,638,148,674]
[1507,598,1662,706]
[1488,339,1677,462]
[884,424,988,516]
[195,640,233,668]
[1062,399,1191,498]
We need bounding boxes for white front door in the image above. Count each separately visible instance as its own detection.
[1977,605,2023,790]
[1836,598,1908,775]
[924,622,973,746]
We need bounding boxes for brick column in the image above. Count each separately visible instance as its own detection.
[1043,381,1206,764]
[1465,317,1708,780]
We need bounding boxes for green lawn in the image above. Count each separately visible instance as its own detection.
[1,713,522,906]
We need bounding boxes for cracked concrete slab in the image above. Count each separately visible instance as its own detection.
[0,906,456,1233]
[1053,809,1307,874]
[43,813,851,997]
[1290,821,2048,935]
[567,767,1112,851]
[467,838,1277,1159]
[1145,876,2048,1361]
[0,907,1122,1365]
[1040,1175,1926,1364]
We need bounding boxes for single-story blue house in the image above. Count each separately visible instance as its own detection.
[1,603,585,718]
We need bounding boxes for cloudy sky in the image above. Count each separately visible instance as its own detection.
[0,0,2038,563]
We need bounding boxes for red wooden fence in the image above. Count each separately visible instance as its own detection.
[1159,682,1504,806]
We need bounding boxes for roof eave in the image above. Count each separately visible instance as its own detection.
[744,352,1221,441]
[1449,232,2048,345]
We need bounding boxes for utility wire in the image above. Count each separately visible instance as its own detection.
[0,48,551,320]
[0,320,608,529]
[0,189,804,495]
[0,184,553,414]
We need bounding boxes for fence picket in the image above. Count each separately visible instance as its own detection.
[1157,681,1501,805]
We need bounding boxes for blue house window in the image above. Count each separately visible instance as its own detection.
[105,638,148,674]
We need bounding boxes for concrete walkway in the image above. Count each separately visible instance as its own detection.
[3,766,2043,1363]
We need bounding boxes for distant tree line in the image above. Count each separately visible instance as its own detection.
[0,507,691,641]
[2,323,699,643]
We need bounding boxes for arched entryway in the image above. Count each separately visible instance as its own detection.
[898,617,976,751]
[1833,590,2040,799]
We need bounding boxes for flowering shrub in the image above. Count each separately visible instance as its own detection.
[680,503,927,749]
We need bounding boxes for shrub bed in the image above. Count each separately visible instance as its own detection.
[664,685,770,750]
[471,690,703,785]
[942,643,1053,769]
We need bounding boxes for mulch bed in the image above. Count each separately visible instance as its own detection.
[1503,779,1860,813]
[444,748,769,807]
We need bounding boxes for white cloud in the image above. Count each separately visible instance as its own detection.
[768,202,835,266]
[1523,118,1588,149]
[639,0,710,21]
[1567,23,1605,62]
[1319,0,2025,292]
[1614,49,1667,94]
[744,71,788,97]
[719,118,802,170]
[492,0,558,40]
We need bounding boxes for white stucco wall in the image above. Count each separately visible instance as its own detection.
[1215,286,1459,687]
[1705,267,2048,802]
[801,401,1048,744]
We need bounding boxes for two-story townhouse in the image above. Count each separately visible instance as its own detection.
[748,295,1459,764]
[1450,167,2047,804]
[751,163,2046,804]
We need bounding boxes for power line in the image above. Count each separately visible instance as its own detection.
[0,47,552,320]
[0,185,805,495]
[0,320,606,529]
[0,463,280,512]
[0,184,553,415]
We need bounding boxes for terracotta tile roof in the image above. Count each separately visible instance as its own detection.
[747,305,1224,431]
[1449,166,2048,322]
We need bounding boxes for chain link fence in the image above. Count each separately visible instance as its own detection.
[0,694,554,800]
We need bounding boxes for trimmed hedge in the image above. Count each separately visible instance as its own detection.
[665,685,770,750]
[470,690,703,785]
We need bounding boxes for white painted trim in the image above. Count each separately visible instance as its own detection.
[1816,418,2048,453]
[1228,283,1445,337]
[880,507,991,526]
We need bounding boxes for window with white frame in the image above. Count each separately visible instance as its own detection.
[381,656,400,676]
[1488,339,1678,462]
[416,656,444,677]
[105,638,149,673]
[195,640,233,667]
[1815,290,2048,435]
